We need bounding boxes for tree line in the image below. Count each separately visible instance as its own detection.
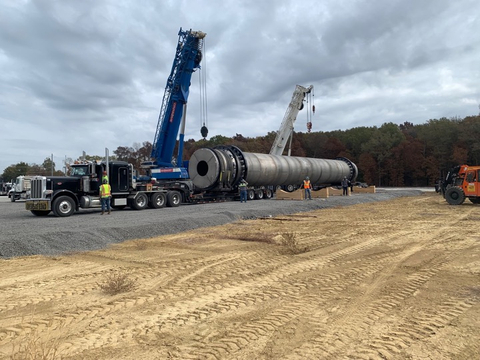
[2,115,479,187]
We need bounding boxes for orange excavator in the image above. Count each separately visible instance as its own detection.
[440,165,480,205]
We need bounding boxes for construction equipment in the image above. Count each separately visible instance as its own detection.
[440,164,480,205]
[24,28,206,217]
[270,85,313,156]
[24,28,359,217]
[144,28,206,180]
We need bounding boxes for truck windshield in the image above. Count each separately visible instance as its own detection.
[71,166,88,176]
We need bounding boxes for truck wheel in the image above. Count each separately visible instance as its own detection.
[52,196,75,217]
[131,193,148,210]
[166,191,181,207]
[31,210,51,216]
[264,189,273,199]
[247,189,255,201]
[149,192,166,209]
[10,194,15,202]
[445,186,465,205]
[255,190,264,199]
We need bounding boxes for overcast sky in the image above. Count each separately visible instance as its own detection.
[1,0,479,174]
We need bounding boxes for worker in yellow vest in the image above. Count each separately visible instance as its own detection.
[100,178,112,215]
[238,178,248,203]
[303,176,312,200]
[102,171,109,184]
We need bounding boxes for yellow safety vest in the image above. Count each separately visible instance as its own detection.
[100,184,111,198]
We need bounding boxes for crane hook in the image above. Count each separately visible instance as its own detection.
[201,125,208,139]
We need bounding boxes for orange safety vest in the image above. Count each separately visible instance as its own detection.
[303,180,311,189]
[100,184,111,198]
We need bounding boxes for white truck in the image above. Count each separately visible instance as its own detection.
[1,182,13,196]
[9,175,32,202]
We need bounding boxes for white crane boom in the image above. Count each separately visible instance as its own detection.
[270,84,313,156]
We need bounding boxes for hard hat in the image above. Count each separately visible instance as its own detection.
[306,176,309,180]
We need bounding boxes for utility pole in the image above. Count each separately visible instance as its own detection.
[51,154,54,176]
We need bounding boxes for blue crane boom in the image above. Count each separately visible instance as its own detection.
[149,28,206,179]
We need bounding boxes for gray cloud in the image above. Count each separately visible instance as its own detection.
[1,0,479,173]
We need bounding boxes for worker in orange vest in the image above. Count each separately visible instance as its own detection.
[100,178,112,215]
[303,176,312,200]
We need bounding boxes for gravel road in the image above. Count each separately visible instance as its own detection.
[0,189,429,258]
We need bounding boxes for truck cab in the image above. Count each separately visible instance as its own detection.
[26,161,135,216]
[9,175,32,202]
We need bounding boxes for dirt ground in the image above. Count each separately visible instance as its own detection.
[0,193,479,360]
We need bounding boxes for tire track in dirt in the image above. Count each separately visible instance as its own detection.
[2,194,477,359]
[41,230,395,357]
[0,251,253,351]
[283,206,476,359]
[61,225,439,358]
[177,235,415,359]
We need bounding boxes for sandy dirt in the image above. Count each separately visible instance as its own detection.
[0,192,479,359]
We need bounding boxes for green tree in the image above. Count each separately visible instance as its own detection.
[2,162,30,182]
[416,118,460,171]
[42,157,55,175]
[458,116,480,164]
[361,123,405,186]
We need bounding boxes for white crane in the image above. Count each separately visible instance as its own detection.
[270,84,314,156]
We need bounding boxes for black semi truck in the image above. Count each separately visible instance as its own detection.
[25,161,193,217]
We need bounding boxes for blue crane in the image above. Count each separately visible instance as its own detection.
[147,28,206,180]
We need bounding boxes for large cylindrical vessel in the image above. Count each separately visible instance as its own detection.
[188,145,357,191]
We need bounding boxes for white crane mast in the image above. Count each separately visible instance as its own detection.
[270,84,313,156]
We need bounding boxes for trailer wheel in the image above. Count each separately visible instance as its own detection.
[284,184,296,192]
[166,191,181,207]
[247,189,255,201]
[52,196,75,217]
[255,190,264,199]
[264,189,273,199]
[31,210,51,216]
[131,193,148,210]
[149,192,166,209]
[445,186,465,205]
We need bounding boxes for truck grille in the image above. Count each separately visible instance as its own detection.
[30,177,46,199]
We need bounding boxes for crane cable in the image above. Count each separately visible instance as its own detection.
[306,87,315,132]
[199,38,208,139]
